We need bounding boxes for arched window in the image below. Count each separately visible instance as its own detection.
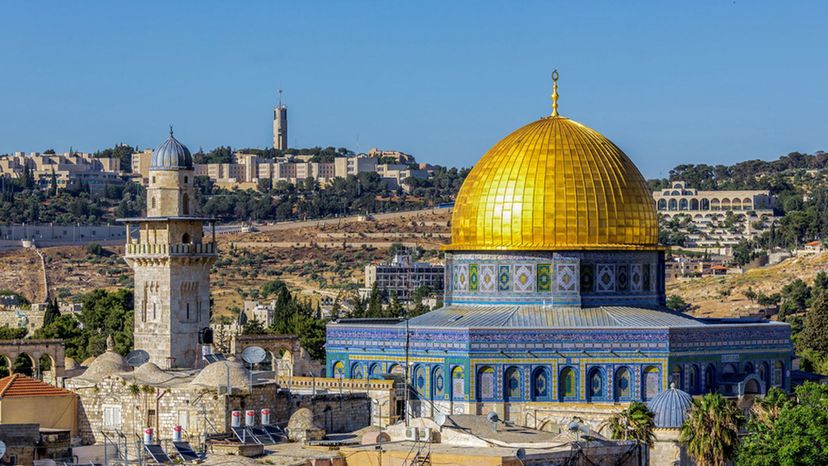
[351,362,364,379]
[668,199,678,211]
[369,363,382,377]
[657,199,667,210]
[532,367,551,401]
[701,198,710,210]
[614,367,632,401]
[704,364,716,393]
[184,176,189,184]
[332,361,345,378]
[679,199,688,210]
[690,198,699,210]
[504,366,521,401]
[182,233,191,244]
[432,366,445,399]
[559,367,577,400]
[388,364,404,377]
[477,366,495,401]
[182,193,190,215]
[743,361,754,374]
[671,190,681,196]
[671,365,683,389]
[643,366,661,401]
[451,367,464,400]
[413,365,427,395]
[758,362,770,390]
[773,361,784,387]
[689,365,700,394]
[587,367,604,401]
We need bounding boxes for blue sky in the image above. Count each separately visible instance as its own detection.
[1,1,826,178]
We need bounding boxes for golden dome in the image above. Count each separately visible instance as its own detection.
[447,115,659,251]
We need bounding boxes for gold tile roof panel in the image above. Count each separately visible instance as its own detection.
[446,116,659,251]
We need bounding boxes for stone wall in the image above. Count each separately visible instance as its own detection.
[72,376,372,452]
[0,423,39,465]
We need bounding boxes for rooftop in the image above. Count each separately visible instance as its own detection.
[0,374,76,398]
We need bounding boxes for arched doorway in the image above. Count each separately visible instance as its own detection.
[0,355,10,377]
[38,354,56,383]
[13,353,34,376]
[276,348,293,377]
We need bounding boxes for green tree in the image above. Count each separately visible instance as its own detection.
[242,319,268,335]
[42,297,60,327]
[798,290,828,354]
[666,295,689,311]
[780,278,811,318]
[737,382,828,466]
[0,325,26,340]
[681,393,744,466]
[607,402,656,446]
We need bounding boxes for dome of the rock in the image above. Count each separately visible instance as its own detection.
[447,115,658,251]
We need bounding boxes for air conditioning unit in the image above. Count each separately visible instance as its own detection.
[405,427,419,441]
[418,427,434,443]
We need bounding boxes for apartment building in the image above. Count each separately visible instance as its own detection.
[653,181,779,249]
[0,151,124,193]
[361,252,444,301]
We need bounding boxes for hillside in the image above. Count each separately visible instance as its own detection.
[0,208,451,317]
[670,252,828,318]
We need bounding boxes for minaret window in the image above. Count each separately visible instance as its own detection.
[182,193,190,215]
[186,303,190,320]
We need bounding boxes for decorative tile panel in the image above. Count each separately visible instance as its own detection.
[479,264,496,293]
[537,264,552,292]
[454,264,468,291]
[596,264,615,292]
[469,264,479,292]
[556,264,577,292]
[630,264,642,291]
[513,264,534,293]
[498,265,511,292]
[580,264,595,292]
[617,265,628,291]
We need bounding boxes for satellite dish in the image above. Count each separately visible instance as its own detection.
[125,350,150,367]
[242,346,267,365]
[434,412,447,427]
[0,440,6,458]
[515,448,526,460]
[486,412,500,424]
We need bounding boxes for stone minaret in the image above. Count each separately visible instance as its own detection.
[120,129,217,369]
[273,90,288,150]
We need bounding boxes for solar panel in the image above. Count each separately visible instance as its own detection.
[231,426,259,445]
[262,425,287,441]
[248,426,276,445]
[143,444,172,464]
[203,353,227,363]
[172,441,204,462]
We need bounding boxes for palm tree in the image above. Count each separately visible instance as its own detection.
[607,401,656,446]
[680,393,744,466]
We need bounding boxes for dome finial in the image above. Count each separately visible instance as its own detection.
[551,70,560,117]
[169,124,174,138]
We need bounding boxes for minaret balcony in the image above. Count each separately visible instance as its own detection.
[125,241,217,257]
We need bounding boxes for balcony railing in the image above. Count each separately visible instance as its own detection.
[125,242,217,256]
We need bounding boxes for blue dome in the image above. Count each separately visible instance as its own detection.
[647,384,693,429]
[150,130,192,170]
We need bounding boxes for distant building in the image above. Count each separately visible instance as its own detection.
[362,253,444,301]
[273,91,288,150]
[367,148,415,163]
[653,181,779,249]
[0,151,124,193]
